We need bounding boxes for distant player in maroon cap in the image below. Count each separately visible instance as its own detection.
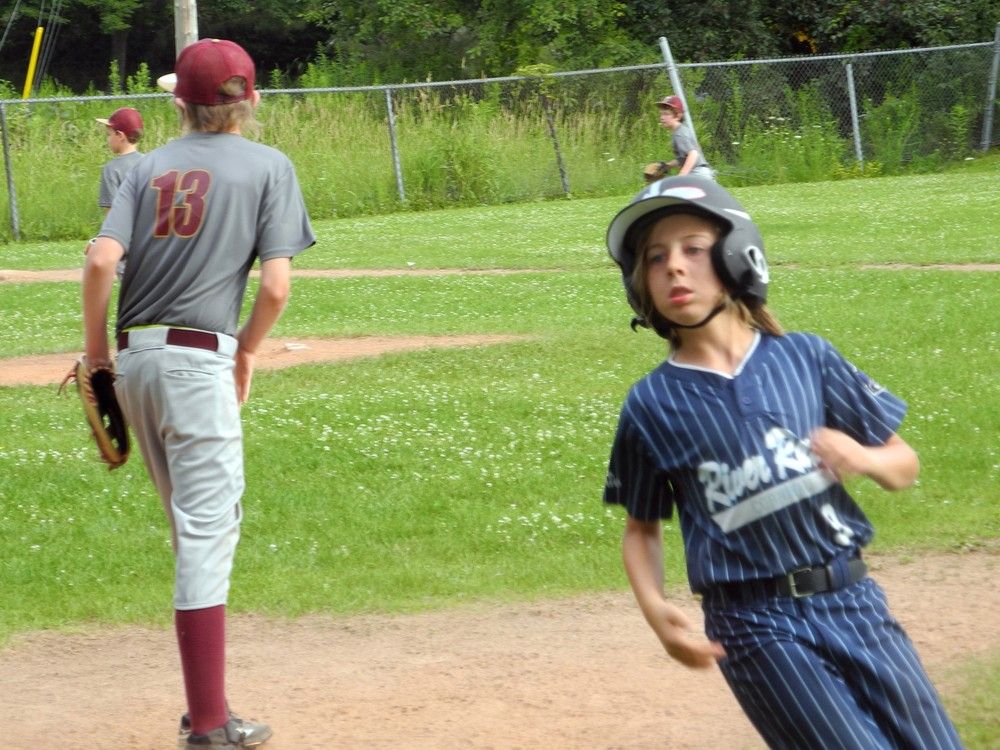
[656,94,715,180]
[90,107,145,276]
[82,38,314,749]
[95,107,145,214]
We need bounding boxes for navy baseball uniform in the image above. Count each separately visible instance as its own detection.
[603,176,963,749]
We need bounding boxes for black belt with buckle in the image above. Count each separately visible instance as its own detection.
[705,554,867,605]
[117,328,219,352]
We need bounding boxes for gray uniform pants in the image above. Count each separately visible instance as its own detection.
[115,327,244,610]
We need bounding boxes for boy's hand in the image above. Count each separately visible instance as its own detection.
[234,347,255,405]
[651,601,726,669]
[809,427,870,483]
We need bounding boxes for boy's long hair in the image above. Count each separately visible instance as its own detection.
[629,217,784,349]
[181,77,260,136]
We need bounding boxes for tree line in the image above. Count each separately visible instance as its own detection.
[1,0,998,95]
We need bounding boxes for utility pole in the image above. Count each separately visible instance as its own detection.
[174,0,199,57]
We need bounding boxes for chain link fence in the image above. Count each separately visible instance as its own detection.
[2,30,998,241]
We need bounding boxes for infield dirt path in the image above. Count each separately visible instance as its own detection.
[2,547,998,749]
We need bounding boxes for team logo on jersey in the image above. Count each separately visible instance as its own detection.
[698,427,833,533]
[852,366,885,396]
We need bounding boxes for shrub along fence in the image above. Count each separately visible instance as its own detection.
[1,28,998,241]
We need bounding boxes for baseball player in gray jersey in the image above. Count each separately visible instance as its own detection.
[96,107,145,213]
[657,95,715,180]
[92,107,144,278]
[82,38,314,749]
[603,176,962,748]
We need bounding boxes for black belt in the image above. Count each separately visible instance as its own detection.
[705,555,867,605]
[117,328,219,352]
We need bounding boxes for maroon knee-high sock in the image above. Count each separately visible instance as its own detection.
[175,605,228,735]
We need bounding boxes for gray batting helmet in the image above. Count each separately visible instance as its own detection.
[606,175,769,335]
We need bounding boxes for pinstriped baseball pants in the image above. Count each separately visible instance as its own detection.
[704,577,963,749]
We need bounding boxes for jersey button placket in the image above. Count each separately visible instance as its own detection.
[733,378,763,418]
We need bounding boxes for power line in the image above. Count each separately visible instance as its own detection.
[0,0,25,55]
[34,0,65,91]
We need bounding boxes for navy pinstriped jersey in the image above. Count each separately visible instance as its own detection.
[604,331,907,593]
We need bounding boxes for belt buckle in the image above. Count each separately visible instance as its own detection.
[786,567,813,598]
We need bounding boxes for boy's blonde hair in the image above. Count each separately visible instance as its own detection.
[629,215,784,349]
[181,77,259,136]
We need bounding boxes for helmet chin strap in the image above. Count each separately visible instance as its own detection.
[667,301,726,330]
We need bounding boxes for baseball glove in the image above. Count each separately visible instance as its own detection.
[60,356,129,470]
[643,161,671,183]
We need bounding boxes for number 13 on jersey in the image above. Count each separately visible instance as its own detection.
[152,169,211,238]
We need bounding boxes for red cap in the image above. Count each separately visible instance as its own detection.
[96,107,143,139]
[165,38,255,106]
[656,95,685,115]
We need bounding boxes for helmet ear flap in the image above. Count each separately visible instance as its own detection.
[711,225,769,307]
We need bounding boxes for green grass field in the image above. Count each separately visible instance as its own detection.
[1,168,998,743]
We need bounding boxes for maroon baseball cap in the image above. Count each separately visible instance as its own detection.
[95,107,143,139]
[656,95,685,115]
[159,38,255,106]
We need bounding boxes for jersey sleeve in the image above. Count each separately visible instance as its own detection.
[671,127,699,162]
[255,159,316,261]
[819,337,907,445]
[98,167,138,252]
[604,400,675,521]
[98,162,116,208]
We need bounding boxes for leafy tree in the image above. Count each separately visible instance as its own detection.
[816,0,1000,51]
[73,0,157,88]
[302,0,640,81]
[620,0,784,62]
[1,0,998,94]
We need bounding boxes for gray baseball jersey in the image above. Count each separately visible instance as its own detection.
[101,132,315,336]
[671,122,712,176]
[98,150,144,208]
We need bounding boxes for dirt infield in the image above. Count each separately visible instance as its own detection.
[0,263,996,287]
[0,334,529,387]
[2,547,997,749]
[0,267,559,284]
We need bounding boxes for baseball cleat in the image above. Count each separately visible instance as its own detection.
[179,713,272,748]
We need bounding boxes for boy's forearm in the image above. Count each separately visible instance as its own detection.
[865,435,920,491]
[622,518,666,616]
[82,238,123,364]
[236,258,290,354]
[678,150,700,175]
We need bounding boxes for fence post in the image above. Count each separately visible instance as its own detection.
[844,62,865,166]
[658,36,696,137]
[540,91,570,197]
[385,87,406,204]
[1,102,21,241]
[980,21,1000,152]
